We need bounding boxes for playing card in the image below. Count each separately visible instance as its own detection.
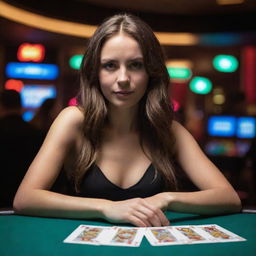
[99,226,145,247]
[63,225,110,245]
[174,225,211,244]
[195,224,246,242]
[145,227,182,246]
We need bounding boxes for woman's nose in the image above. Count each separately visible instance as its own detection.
[117,67,130,87]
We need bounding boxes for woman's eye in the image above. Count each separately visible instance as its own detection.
[102,62,117,71]
[129,61,144,70]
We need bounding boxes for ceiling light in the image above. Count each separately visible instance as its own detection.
[0,1,199,46]
[216,0,244,5]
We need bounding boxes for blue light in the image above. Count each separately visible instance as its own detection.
[208,116,236,137]
[237,117,256,139]
[199,33,242,46]
[22,111,35,122]
[20,85,57,108]
[6,62,59,80]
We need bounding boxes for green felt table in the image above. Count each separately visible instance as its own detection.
[0,212,255,256]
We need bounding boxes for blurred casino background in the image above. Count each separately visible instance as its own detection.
[0,0,256,207]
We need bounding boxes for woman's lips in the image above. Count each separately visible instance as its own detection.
[113,91,134,96]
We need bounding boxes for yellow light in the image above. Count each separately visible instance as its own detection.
[0,1,95,38]
[165,60,193,69]
[17,43,45,62]
[155,32,198,46]
[0,1,199,46]
[247,104,256,115]
[216,0,244,5]
[213,94,226,105]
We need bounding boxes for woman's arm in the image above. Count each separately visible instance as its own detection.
[13,106,168,227]
[13,107,108,219]
[146,121,241,214]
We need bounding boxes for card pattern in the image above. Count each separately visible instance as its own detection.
[64,225,145,247]
[145,225,246,246]
[64,224,246,247]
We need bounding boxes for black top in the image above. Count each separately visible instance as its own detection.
[77,163,165,201]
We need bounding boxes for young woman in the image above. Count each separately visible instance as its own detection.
[14,14,241,227]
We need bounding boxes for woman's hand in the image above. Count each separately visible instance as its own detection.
[102,198,170,227]
[145,192,171,211]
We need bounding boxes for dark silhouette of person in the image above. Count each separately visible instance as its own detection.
[243,137,256,206]
[0,90,43,208]
[30,98,57,138]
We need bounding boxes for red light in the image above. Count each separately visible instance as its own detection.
[4,79,24,92]
[242,46,256,104]
[68,97,78,106]
[172,99,180,112]
[17,43,45,62]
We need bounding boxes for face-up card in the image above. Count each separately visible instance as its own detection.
[174,226,211,244]
[63,225,110,245]
[196,225,246,242]
[145,227,181,246]
[100,227,145,247]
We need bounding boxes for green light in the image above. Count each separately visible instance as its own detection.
[69,55,83,69]
[167,67,192,79]
[213,55,238,72]
[189,77,212,94]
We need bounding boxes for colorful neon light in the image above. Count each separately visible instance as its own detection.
[17,43,45,62]
[172,99,180,112]
[6,62,59,80]
[69,55,83,70]
[167,67,192,79]
[213,55,238,72]
[208,116,236,137]
[68,97,78,106]
[189,77,212,94]
[4,79,24,92]
[237,117,256,139]
[20,85,57,108]
[22,110,35,122]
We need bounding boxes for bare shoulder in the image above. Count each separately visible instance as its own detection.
[56,106,84,126]
[51,106,84,132]
[170,120,199,151]
[171,120,188,137]
[45,106,84,145]
[171,120,182,130]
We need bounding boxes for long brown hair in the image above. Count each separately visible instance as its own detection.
[74,14,177,192]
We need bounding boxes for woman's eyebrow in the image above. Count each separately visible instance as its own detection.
[101,58,116,63]
[128,57,144,62]
[101,57,144,62]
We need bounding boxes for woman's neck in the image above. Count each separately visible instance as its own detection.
[107,105,139,134]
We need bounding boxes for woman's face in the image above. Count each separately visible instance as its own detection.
[99,33,148,110]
